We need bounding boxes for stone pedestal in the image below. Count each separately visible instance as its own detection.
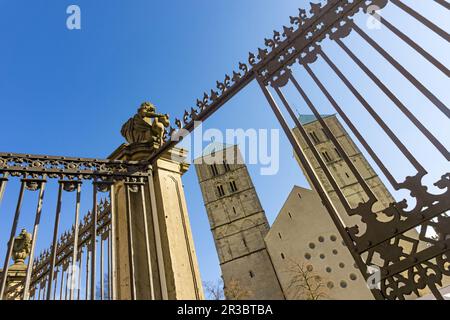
[0,263,26,300]
[109,142,204,300]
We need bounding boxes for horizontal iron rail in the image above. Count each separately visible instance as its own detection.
[0,152,149,178]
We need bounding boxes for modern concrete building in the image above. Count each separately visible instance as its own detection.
[265,186,373,300]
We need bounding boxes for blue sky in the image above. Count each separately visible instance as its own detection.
[0,0,449,298]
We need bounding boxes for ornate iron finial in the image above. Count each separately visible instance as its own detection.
[12,229,32,265]
[121,102,170,147]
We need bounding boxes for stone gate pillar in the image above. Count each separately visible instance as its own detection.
[109,142,204,300]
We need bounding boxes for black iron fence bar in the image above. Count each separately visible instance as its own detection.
[59,267,65,300]
[108,230,112,300]
[46,181,64,300]
[0,173,8,207]
[108,229,112,299]
[335,38,450,161]
[140,183,155,299]
[303,63,399,189]
[109,185,117,300]
[64,267,70,300]
[69,182,82,300]
[352,23,450,119]
[47,181,65,300]
[256,75,384,300]
[377,14,450,77]
[90,183,98,300]
[77,254,82,300]
[391,0,450,41]
[23,178,47,300]
[434,0,450,10]
[0,179,26,299]
[53,269,58,300]
[100,237,104,300]
[30,205,111,287]
[273,83,356,215]
[319,49,427,178]
[125,183,137,299]
[288,72,378,207]
[85,250,90,299]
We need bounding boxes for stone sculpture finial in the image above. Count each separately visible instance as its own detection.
[121,102,170,147]
[12,229,32,265]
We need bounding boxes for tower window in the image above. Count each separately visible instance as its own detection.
[249,271,254,278]
[210,164,219,176]
[216,185,225,197]
[309,131,320,144]
[278,233,282,240]
[322,151,333,163]
[229,180,238,193]
[281,253,285,259]
[224,161,231,172]
[288,212,292,219]
[232,206,236,215]
[345,172,350,178]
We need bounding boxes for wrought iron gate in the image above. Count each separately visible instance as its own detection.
[0,153,152,300]
[153,0,449,300]
[0,0,448,300]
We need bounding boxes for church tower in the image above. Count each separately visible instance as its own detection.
[194,143,284,300]
[293,114,395,224]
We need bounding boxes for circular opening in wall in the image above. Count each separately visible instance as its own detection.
[332,249,338,255]
[304,253,311,260]
[320,254,325,259]
[326,267,332,273]
[318,236,325,242]
[306,265,314,272]
[340,281,347,288]
[339,262,345,268]
[330,235,337,242]
[309,242,316,249]
[327,281,334,289]
[350,273,357,281]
